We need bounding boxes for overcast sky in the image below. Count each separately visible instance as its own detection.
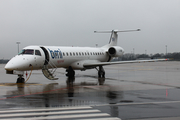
[0,0,180,59]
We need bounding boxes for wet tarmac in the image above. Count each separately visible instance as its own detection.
[0,61,180,119]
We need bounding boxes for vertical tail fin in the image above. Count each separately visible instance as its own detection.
[109,30,118,46]
[94,29,140,47]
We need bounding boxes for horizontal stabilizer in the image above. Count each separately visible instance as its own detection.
[94,29,140,33]
[96,29,140,47]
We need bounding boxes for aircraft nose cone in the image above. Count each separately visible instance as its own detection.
[4,56,22,71]
[5,55,34,71]
[5,60,15,71]
[5,63,10,70]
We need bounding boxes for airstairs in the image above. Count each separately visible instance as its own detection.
[42,60,58,80]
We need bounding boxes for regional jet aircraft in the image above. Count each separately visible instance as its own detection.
[5,29,167,83]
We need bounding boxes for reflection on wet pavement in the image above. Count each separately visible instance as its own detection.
[0,62,180,119]
[1,78,123,109]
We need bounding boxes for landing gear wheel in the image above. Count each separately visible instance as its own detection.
[98,66,105,78]
[16,75,25,83]
[66,66,75,84]
[16,78,25,83]
[98,71,105,78]
[66,66,75,78]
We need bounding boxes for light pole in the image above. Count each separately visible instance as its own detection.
[166,45,167,56]
[132,48,135,59]
[16,42,20,53]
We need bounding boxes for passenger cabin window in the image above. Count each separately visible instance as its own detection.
[18,49,34,55]
[35,50,41,56]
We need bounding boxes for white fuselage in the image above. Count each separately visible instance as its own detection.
[46,46,109,69]
[5,45,124,71]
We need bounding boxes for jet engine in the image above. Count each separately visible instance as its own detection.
[108,46,124,57]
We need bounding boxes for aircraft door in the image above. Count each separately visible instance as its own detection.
[40,47,49,65]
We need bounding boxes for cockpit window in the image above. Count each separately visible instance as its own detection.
[18,49,34,55]
[35,50,41,56]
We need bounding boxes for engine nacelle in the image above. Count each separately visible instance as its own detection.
[108,46,124,57]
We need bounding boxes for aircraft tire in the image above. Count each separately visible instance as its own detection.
[98,71,105,78]
[66,66,75,78]
[102,73,105,78]
[16,78,25,83]
[98,72,101,78]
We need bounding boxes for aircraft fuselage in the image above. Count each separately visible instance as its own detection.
[5,45,124,71]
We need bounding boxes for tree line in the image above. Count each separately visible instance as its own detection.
[0,59,9,64]
[119,52,180,61]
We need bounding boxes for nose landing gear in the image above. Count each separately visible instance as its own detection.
[17,75,25,83]
[16,65,33,83]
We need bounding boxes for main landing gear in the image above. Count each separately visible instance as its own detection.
[98,66,105,78]
[16,75,25,83]
[97,66,105,85]
[66,66,75,83]
[65,66,105,84]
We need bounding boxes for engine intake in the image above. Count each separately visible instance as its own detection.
[108,46,124,57]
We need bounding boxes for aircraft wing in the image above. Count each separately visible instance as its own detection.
[83,59,168,68]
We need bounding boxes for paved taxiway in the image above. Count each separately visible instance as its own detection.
[0,61,180,120]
